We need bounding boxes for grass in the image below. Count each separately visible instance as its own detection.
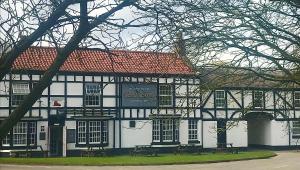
[0,150,276,166]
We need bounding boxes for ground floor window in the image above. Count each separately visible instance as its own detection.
[292,121,300,138]
[76,120,108,146]
[1,121,36,147]
[152,119,179,144]
[188,119,198,142]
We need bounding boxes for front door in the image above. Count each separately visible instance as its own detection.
[217,120,227,148]
[50,126,63,156]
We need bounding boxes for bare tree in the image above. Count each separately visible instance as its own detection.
[137,0,299,85]
[0,0,154,140]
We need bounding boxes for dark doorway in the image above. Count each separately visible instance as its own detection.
[217,120,227,148]
[50,126,63,156]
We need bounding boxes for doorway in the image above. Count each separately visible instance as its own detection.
[246,112,273,148]
[217,120,227,148]
[49,126,63,156]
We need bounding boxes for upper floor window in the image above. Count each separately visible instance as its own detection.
[253,91,264,108]
[85,83,100,106]
[294,91,300,108]
[292,121,300,139]
[11,83,30,106]
[215,90,225,108]
[159,84,173,107]
[188,119,198,142]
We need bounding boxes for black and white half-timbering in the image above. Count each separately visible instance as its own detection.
[0,47,300,157]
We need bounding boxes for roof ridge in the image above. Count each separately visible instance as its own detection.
[28,46,175,55]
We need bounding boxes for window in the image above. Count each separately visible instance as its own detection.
[215,90,225,108]
[294,92,300,107]
[76,120,108,145]
[89,121,101,144]
[85,84,100,106]
[152,119,179,143]
[152,120,160,142]
[159,84,173,107]
[188,119,198,141]
[28,122,36,145]
[292,121,300,138]
[13,122,27,146]
[1,122,36,147]
[11,83,30,106]
[77,121,86,144]
[253,91,264,108]
[2,132,10,146]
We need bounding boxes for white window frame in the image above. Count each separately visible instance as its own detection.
[294,91,300,108]
[13,122,27,146]
[188,119,198,141]
[77,120,108,145]
[292,121,300,138]
[253,91,264,108]
[2,132,10,146]
[85,83,101,107]
[152,120,160,142]
[159,84,173,107]
[152,119,179,143]
[89,121,101,144]
[11,83,30,106]
[77,121,86,144]
[215,90,225,108]
[162,119,173,142]
[28,122,36,145]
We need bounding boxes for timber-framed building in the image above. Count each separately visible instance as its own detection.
[0,47,300,157]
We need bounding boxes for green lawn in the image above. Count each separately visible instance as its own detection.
[0,151,276,166]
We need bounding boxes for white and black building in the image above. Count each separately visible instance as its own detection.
[0,47,300,157]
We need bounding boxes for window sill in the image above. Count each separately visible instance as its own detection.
[75,143,109,147]
[151,142,180,145]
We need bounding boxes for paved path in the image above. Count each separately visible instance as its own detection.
[1,151,300,170]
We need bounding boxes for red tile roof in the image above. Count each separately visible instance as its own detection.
[12,47,194,75]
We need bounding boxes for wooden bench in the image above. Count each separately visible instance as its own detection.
[215,143,239,154]
[81,146,110,157]
[10,145,48,157]
[131,145,158,156]
[174,144,203,154]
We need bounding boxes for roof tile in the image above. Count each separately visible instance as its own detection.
[12,47,194,75]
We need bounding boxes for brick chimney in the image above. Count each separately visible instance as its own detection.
[174,32,186,58]
[174,32,195,71]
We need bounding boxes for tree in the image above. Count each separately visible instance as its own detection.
[137,0,299,85]
[0,0,153,140]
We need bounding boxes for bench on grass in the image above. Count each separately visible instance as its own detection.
[81,146,110,157]
[131,145,158,156]
[174,144,203,155]
[215,143,239,154]
[10,145,48,157]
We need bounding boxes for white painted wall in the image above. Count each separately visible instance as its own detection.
[270,121,289,146]
[179,120,188,144]
[121,120,152,148]
[226,121,248,147]
[203,121,217,148]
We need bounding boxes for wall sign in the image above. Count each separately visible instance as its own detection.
[122,83,157,107]
[66,129,76,143]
